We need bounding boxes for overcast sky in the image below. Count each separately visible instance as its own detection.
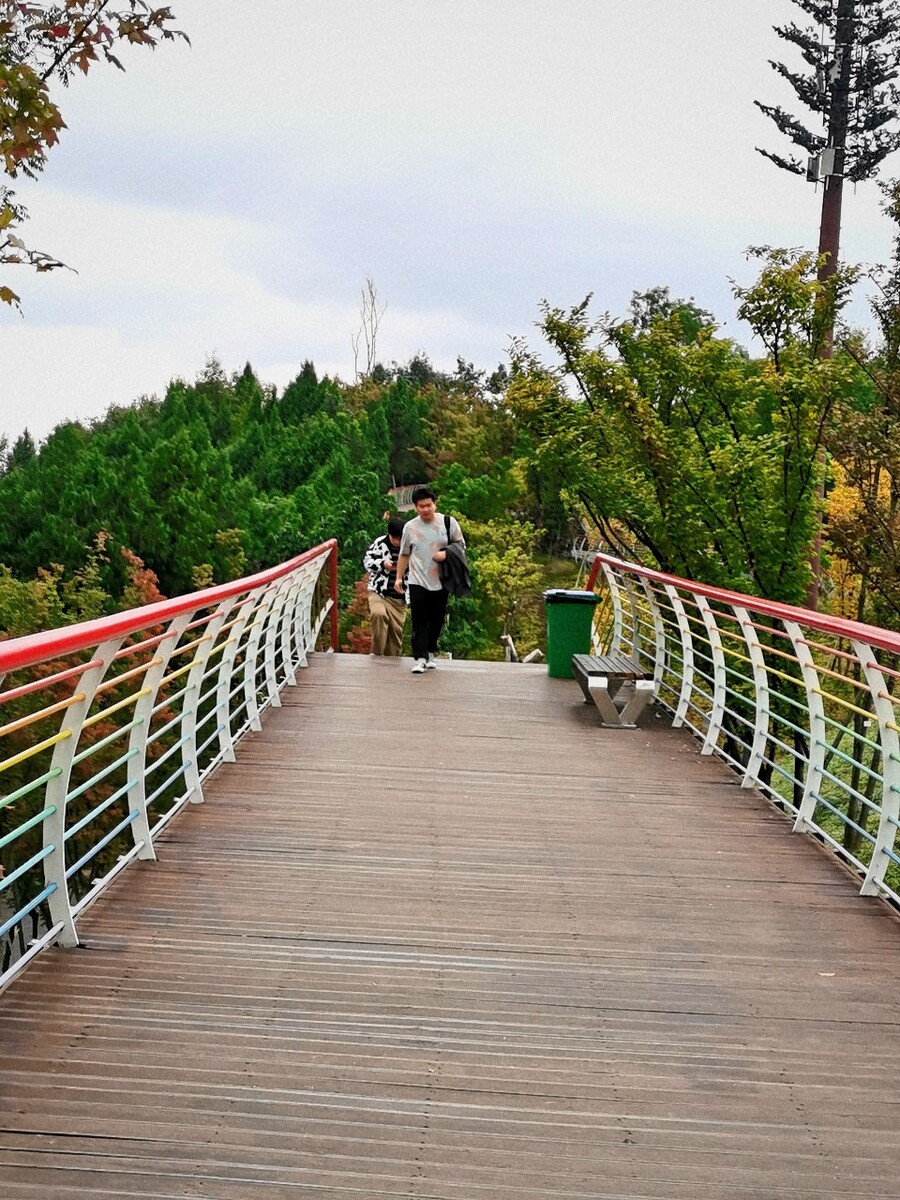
[3,0,898,445]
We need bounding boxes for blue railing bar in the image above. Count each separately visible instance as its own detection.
[146,734,190,775]
[762,690,809,716]
[818,762,882,806]
[764,714,813,745]
[70,841,146,918]
[755,772,798,806]
[151,681,193,715]
[146,708,183,746]
[807,792,875,844]
[197,680,219,708]
[818,712,880,753]
[0,883,58,940]
[713,744,748,774]
[807,821,868,873]
[149,790,195,837]
[72,717,142,765]
[762,756,803,792]
[0,767,63,809]
[720,703,755,731]
[194,704,219,735]
[197,723,225,757]
[0,920,66,993]
[0,804,56,851]
[146,762,191,808]
[66,748,139,803]
[819,740,882,779]
[64,778,135,841]
[65,809,139,879]
[0,844,54,893]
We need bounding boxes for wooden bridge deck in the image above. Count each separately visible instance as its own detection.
[2,652,900,1199]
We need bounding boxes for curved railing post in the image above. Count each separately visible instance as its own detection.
[329,542,339,652]
[697,595,727,756]
[212,592,258,763]
[279,570,304,686]
[640,578,666,692]
[42,636,123,947]
[126,611,193,860]
[243,583,280,732]
[852,641,900,896]
[622,574,644,661]
[0,541,337,991]
[181,602,234,805]
[261,572,297,710]
[734,605,771,789]
[784,620,827,833]
[600,562,624,655]
[664,584,694,729]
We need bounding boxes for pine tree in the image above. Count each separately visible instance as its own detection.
[756,0,900,185]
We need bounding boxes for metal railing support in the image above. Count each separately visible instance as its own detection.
[242,583,279,733]
[735,606,771,789]
[126,612,193,859]
[664,584,694,729]
[640,578,666,693]
[853,641,900,897]
[42,636,123,947]
[697,596,727,756]
[785,621,827,833]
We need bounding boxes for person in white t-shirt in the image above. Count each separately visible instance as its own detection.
[393,485,464,674]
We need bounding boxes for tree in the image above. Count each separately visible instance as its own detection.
[508,252,858,605]
[756,0,900,293]
[826,179,900,623]
[1,1,186,307]
[351,276,386,380]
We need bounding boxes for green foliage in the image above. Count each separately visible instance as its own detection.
[825,179,900,624]
[1,2,187,306]
[509,249,858,604]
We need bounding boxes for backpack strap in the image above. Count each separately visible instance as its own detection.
[444,513,452,542]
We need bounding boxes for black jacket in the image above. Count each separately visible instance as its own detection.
[440,520,472,597]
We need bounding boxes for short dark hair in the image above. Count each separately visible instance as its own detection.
[411,485,436,504]
[387,515,406,539]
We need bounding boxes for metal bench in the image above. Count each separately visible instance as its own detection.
[571,652,654,728]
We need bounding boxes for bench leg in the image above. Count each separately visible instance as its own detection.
[617,679,655,728]
[587,676,625,726]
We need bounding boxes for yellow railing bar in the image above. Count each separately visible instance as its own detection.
[160,657,202,688]
[82,687,153,729]
[169,633,213,660]
[0,729,72,773]
[810,688,873,721]
[0,693,86,740]
[95,657,163,695]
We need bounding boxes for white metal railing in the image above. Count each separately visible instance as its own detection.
[587,553,900,910]
[0,541,337,992]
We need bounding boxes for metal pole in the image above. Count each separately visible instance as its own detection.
[808,0,856,609]
[329,542,339,651]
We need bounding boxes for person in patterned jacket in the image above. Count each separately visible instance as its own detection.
[363,515,408,656]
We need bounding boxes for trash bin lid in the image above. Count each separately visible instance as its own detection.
[542,589,599,604]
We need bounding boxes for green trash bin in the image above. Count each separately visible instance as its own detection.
[543,588,599,678]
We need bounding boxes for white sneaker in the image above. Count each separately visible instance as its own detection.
[425,654,438,669]
[411,659,427,674]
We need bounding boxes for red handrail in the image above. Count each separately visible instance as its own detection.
[0,540,339,674]
[586,552,900,656]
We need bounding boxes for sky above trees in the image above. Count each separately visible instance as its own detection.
[4,0,899,442]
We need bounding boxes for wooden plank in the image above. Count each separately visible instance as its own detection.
[1,653,899,1199]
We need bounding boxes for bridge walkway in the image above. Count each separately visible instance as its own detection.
[2,653,899,1198]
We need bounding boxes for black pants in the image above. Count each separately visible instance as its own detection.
[408,585,448,660]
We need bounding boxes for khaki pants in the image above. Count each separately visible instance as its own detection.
[367,592,407,656]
